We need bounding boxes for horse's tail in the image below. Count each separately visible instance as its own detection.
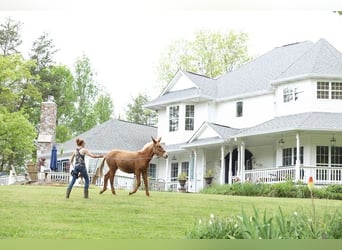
[92,158,106,185]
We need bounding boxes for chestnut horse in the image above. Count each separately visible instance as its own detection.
[92,137,168,196]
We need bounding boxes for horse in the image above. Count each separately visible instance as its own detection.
[92,136,168,196]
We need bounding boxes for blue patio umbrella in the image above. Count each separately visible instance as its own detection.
[50,144,58,171]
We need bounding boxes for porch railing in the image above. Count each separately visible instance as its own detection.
[244,165,342,185]
[38,172,167,192]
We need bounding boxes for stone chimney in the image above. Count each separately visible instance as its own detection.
[36,95,57,158]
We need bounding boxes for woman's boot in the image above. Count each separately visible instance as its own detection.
[66,188,72,198]
[84,189,89,199]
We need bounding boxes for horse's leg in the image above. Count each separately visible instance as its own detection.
[109,168,117,195]
[142,171,150,197]
[99,170,110,194]
[129,171,141,195]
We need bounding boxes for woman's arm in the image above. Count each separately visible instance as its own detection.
[82,148,103,158]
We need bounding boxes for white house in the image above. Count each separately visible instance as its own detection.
[144,39,342,192]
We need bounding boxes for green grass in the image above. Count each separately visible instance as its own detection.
[0,185,341,239]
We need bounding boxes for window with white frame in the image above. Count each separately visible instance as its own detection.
[317,81,342,100]
[283,87,294,102]
[282,147,303,166]
[317,81,329,99]
[171,162,178,181]
[185,105,195,131]
[331,146,342,167]
[181,162,189,177]
[169,106,179,132]
[236,101,243,117]
[148,163,157,178]
[316,146,329,167]
[331,82,342,99]
[282,148,292,166]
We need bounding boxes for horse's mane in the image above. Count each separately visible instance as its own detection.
[138,142,153,153]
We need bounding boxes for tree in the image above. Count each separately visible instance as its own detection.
[126,93,157,125]
[0,54,41,124]
[0,17,22,56]
[29,32,58,73]
[93,93,114,124]
[157,30,252,85]
[0,109,36,172]
[70,54,99,135]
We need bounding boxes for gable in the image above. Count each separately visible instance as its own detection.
[170,73,198,92]
[161,70,198,96]
[197,126,220,140]
[188,122,221,144]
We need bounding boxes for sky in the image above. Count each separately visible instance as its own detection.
[0,0,342,117]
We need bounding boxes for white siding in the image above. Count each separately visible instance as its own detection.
[275,79,342,116]
[215,94,274,128]
[248,144,275,169]
[158,102,211,144]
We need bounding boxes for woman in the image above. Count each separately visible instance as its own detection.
[66,138,103,199]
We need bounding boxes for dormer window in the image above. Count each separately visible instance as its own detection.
[169,106,179,132]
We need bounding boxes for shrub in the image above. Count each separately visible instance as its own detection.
[326,184,342,193]
[187,207,342,239]
[200,182,342,200]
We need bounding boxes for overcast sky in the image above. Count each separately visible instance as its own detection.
[1,1,341,117]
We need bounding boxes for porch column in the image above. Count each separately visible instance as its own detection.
[241,141,245,182]
[228,147,233,184]
[295,133,300,181]
[220,146,225,184]
[193,150,197,192]
[164,157,169,191]
[237,146,240,177]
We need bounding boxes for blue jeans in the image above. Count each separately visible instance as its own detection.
[67,165,89,190]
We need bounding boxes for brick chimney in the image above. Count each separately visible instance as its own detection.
[36,95,57,158]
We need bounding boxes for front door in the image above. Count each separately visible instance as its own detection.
[224,148,253,183]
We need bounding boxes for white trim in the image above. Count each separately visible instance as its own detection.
[271,74,342,85]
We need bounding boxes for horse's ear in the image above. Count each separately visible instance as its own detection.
[158,137,162,143]
[151,136,157,144]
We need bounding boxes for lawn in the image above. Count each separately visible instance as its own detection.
[0,184,341,239]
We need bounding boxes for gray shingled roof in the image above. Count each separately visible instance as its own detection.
[144,71,216,109]
[274,39,342,82]
[216,40,314,99]
[235,112,342,137]
[146,39,342,108]
[144,88,204,108]
[184,122,239,148]
[183,71,217,97]
[207,122,240,140]
[57,119,157,154]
